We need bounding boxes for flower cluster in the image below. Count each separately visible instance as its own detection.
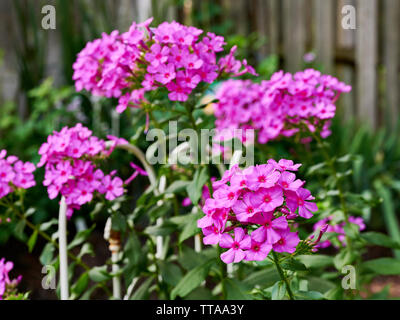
[0,258,22,300]
[214,69,351,144]
[198,159,318,264]
[0,150,36,199]
[313,215,366,249]
[38,124,127,217]
[73,18,256,113]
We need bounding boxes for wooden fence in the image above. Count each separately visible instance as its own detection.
[0,0,398,129]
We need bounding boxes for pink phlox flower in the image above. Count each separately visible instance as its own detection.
[250,212,288,244]
[272,228,300,254]
[219,227,251,264]
[285,188,318,219]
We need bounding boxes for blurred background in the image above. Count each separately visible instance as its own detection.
[0,0,399,129]
[1,0,400,298]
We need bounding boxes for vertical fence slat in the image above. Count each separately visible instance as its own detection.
[314,0,334,73]
[267,0,279,56]
[255,0,268,58]
[228,0,247,36]
[336,0,356,121]
[356,0,378,129]
[384,0,400,128]
[0,0,18,103]
[283,0,306,72]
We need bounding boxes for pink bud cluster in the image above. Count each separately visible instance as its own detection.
[73,18,256,113]
[38,124,126,217]
[0,258,22,300]
[198,159,318,264]
[313,215,366,249]
[214,69,351,144]
[0,150,36,199]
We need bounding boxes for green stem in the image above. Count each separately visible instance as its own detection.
[308,129,353,251]
[272,251,294,300]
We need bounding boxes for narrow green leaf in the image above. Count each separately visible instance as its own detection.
[186,167,209,205]
[171,259,214,299]
[223,278,252,300]
[71,272,89,299]
[297,255,333,269]
[374,181,400,258]
[363,258,400,275]
[361,232,400,249]
[27,229,38,253]
[130,277,154,300]
[89,266,111,282]
[271,281,286,300]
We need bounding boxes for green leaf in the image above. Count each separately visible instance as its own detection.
[297,255,333,269]
[243,267,280,288]
[295,290,325,300]
[68,225,95,250]
[343,222,360,239]
[306,276,335,293]
[71,272,89,299]
[111,212,127,233]
[171,259,215,299]
[179,212,203,243]
[14,219,26,240]
[178,245,209,270]
[27,229,38,253]
[281,258,307,271]
[186,167,209,205]
[39,219,58,232]
[374,181,400,258]
[40,243,55,265]
[158,261,183,286]
[363,258,400,275]
[144,220,177,236]
[78,243,95,258]
[130,277,154,300]
[307,162,326,175]
[165,180,190,194]
[361,232,400,249]
[333,249,355,270]
[223,279,252,300]
[271,281,286,300]
[88,266,111,282]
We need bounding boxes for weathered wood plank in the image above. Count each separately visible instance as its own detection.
[384,0,400,129]
[283,0,306,72]
[336,0,357,121]
[314,0,334,73]
[356,0,378,129]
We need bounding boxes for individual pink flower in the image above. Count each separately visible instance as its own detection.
[219,228,251,264]
[232,191,261,222]
[250,212,288,244]
[251,186,284,212]
[286,188,318,219]
[272,228,300,254]
[245,237,272,261]
[278,171,304,191]
[101,176,124,201]
[244,164,280,191]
